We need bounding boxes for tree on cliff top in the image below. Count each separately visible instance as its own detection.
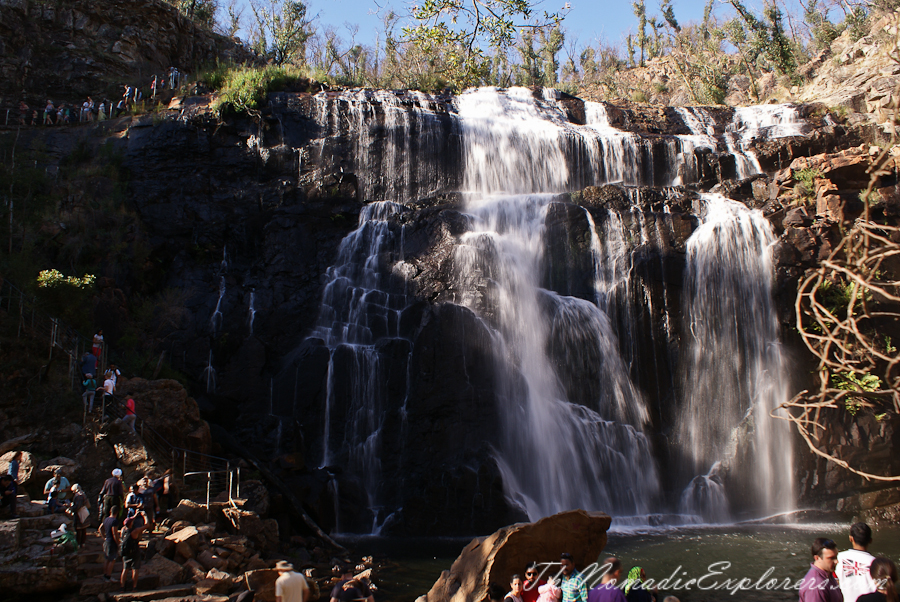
[402,0,568,90]
[249,0,315,65]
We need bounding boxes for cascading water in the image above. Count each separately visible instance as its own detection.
[282,86,809,533]
[677,194,794,520]
[454,88,661,519]
[313,201,412,533]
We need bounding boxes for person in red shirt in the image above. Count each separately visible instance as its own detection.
[522,562,547,602]
[123,398,136,431]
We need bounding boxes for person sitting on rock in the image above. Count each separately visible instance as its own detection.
[120,510,149,592]
[44,468,71,513]
[0,474,17,519]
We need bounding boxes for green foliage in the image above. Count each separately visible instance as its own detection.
[249,0,314,65]
[816,277,871,321]
[845,5,869,42]
[794,167,822,200]
[631,89,649,103]
[803,0,841,53]
[403,0,565,91]
[165,0,220,29]
[726,0,798,80]
[832,371,882,415]
[208,65,308,115]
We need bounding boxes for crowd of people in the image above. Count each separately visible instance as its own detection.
[78,336,135,428]
[9,67,184,127]
[95,467,177,591]
[488,523,897,602]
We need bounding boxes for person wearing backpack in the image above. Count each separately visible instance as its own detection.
[120,510,148,592]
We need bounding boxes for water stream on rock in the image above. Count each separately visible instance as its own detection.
[289,87,805,532]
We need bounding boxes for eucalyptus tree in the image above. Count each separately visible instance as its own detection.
[403,0,567,90]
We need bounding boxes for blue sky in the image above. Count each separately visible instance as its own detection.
[235,0,814,57]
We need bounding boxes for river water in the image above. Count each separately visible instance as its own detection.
[342,524,900,602]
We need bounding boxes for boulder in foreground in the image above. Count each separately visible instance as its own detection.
[424,509,611,602]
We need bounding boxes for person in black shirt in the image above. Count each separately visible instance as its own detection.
[0,475,17,519]
[99,506,120,580]
[99,468,124,520]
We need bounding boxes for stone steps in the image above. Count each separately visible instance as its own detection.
[80,573,160,596]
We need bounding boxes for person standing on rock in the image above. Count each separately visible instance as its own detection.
[79,351,97,386]
[92,330,104,359]
[123,397,137,431]
[99,468,125,520]
[0,474,17,519]
[799,538,842,602]
[7,452,21,481]
[83,373,97,413]
[99,505,120,581]
[275,560,310,602]
[523,561,548,602]
[838,522,877,602]
[560,553,588,602]
[588,558,626,602]
[120,510,148,592]
[70,484,90,546]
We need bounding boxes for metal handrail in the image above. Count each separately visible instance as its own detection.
[103,394,241,505]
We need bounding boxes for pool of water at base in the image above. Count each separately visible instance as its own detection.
[338,524,900,602]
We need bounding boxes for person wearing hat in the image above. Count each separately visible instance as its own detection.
[330,565,374,602]
[275,560,310,602]
[44,468,71,513]
[99,468,125,520]
[70,483,90,546]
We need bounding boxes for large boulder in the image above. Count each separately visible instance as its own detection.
[116,379,212,455]
[143,553,187,587]
[0,451,35,484]
[37,457,78,480]
[423,510,612,602]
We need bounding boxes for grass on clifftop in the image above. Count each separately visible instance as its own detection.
[201,64,317,116]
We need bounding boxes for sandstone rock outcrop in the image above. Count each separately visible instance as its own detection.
[424,510,612,602]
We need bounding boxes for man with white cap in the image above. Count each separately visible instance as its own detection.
[99,468,124,520]
[275,560,309,602]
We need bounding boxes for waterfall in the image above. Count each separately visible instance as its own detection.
[210,277,225,336]
[726,104,806,179]
[455,88,661,520]
[202,350,216,393]
[313,201,412,533]
[677,194,794,520]
[248,290,256,335]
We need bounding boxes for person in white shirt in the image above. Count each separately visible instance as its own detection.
[838,522,877,602]
[275,560,309,602]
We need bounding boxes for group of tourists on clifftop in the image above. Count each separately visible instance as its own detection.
[491,523,897,602]
[12,66,184,127]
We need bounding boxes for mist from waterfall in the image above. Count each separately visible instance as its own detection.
[677,194,794,520]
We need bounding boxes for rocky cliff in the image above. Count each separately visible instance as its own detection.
[0,0,255,107]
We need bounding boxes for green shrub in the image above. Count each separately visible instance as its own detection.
[209,65,310,116]
[631,89,649,103]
